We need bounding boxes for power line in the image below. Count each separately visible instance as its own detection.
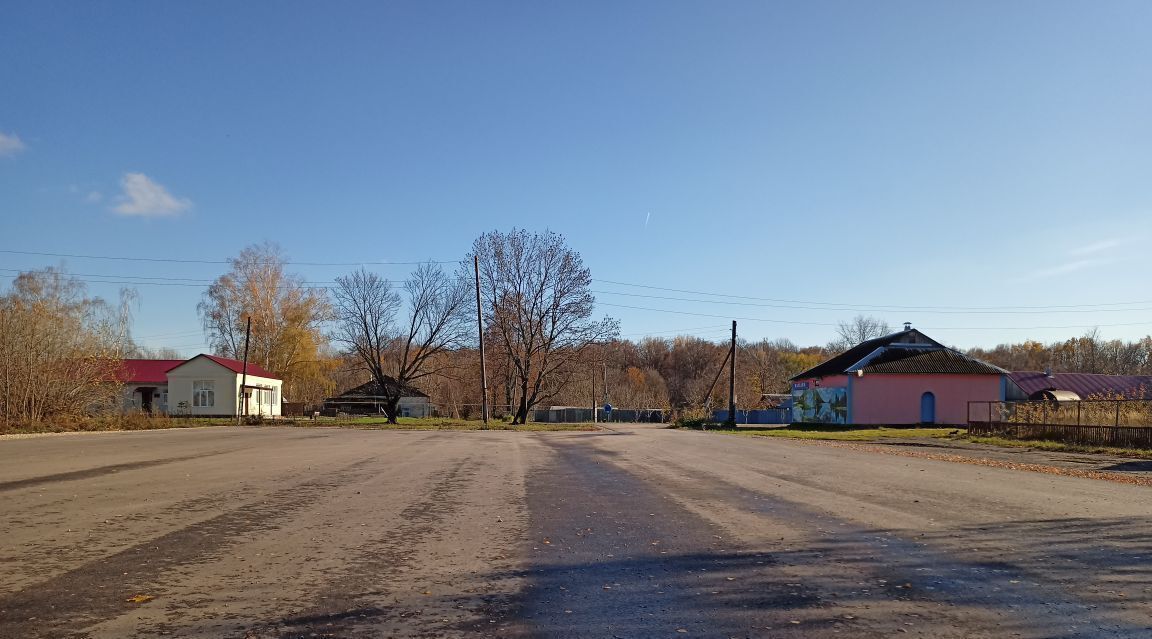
[0,270,336,289]
[6,263,1151,334]
[599,301,1152,331]
[7,266,1152,318]
[618,325,732,337]
[133,329,203,339]
[5,257,1150,313]
[599,302,840,326]
[0,249,457,267]
[594,278,1152,311]
[591,289,1152,316]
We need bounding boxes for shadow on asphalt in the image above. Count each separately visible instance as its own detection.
[493,438,1152,638]
[1102,460,1152,472]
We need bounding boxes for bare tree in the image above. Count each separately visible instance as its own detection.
[472,229,619,424]
[828,315,893,351]
[0,268,130,429]
[332,262,471,423]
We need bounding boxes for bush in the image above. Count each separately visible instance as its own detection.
[1,413,190,435]
[675,407,716,429]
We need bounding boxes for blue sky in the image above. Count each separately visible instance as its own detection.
[2,1,1151,354]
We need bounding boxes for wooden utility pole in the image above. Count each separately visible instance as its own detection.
[474,256,489,428]
[727,320,736,427]
[237,316,251,425]
[603,360,608,404]
[592,367,597,424]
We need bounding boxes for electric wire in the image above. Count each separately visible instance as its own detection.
[0,248,458,265]
[594,278,1152,311]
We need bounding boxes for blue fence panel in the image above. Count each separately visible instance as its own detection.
[712,409,790,425]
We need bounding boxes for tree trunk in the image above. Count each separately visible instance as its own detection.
[514,376,531,424]
[384,397,401,424]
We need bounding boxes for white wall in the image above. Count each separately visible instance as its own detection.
[240,373,283,417]
[398,396,433,418]
[167,357,282,417]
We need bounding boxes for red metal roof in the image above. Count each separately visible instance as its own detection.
[193,354,279,380]
[1010,371,1152,399]
[118,359,184,384]
[117,355,280,383]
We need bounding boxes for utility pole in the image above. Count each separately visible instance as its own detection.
[603,360,608,404]
[474,255,489,428]
[727,320,736,427]
[592,366,597,424]
[237,316,251,425]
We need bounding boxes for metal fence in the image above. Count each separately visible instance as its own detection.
[711,409,791,425]
[531,407,667,423]
[967,399,1152,448]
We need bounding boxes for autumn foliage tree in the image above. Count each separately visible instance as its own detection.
[198,243,334,402]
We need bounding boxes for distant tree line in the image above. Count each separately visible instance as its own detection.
[968,329,1152,376]
[5,237,1152,429]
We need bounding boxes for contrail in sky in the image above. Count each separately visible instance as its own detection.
[645,211,651,228]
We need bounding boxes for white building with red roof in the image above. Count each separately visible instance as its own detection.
[119,354,283,417]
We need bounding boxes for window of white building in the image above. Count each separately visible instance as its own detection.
[193,380,215,407]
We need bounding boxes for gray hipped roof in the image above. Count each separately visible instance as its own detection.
[791,328,1006,380]
[328,377,429,400]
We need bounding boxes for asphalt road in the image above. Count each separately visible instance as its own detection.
[1,425,1150,638]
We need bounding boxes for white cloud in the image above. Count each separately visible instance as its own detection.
[1069,238,1127,256]
[0,131,26,157]
[112,172,192,217]
[1014,257,1121,283]
[85,190,103,203]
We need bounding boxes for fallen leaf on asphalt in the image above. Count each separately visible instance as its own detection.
[126,594,153,603]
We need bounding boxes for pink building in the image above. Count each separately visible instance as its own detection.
[790,327,1008,426]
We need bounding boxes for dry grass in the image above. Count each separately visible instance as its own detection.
[964,435,1152,459]
[723,425,963,441]
[0,413,223,435]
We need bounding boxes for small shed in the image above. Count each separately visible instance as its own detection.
[1009,371,1152,400]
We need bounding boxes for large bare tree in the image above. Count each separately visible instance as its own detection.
[472,229,619,424]
[332,262,471,423]
[198,243,333,401]
[828,315,893,351]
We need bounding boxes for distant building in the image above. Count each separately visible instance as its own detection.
[119,354,282,417]
[789,326,1008,425]
[323,378,433,417]
[1008,371,1152,401]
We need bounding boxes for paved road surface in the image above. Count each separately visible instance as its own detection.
[1,425,1149,638]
